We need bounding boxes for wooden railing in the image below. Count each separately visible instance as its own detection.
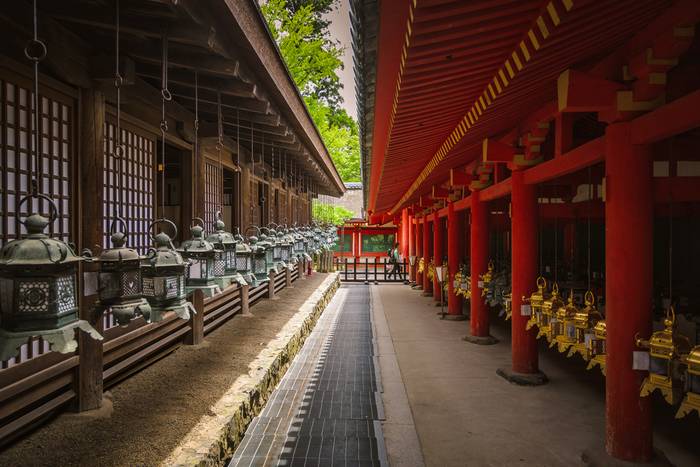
[334,257,408,283]
[0,261,307,447]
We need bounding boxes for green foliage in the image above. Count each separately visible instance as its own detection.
[312,202,354,225]
[261,0,361,183]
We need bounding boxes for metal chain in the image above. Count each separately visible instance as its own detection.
[193,71,199,217]
[669,138,674,305]
[587,166,592,292]
[25,0,47,198]
[160,35,170,221]
[216,91,223,213]
[113,0,123,217]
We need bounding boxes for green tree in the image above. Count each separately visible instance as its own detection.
[261,0,361,182]
[312,202,354,224]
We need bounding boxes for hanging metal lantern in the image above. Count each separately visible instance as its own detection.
[234,231,253,285]
[586,320,607,375]
[206,213,246,287]
[503,292,512,321]
[141,219,194,322]
[568,291,602,360]
[94,217,152,326]
[479,260,494,297]
[525,277,549,331]
[553,291,579,353]
[537,282,564,342]
[636,306,691,404]
[677,346,700,419]
[418,257,425,274]
[281,227,295,265]
[0,195,101,359]
[292,227,305,259]
[177,218,221,296]
[247,234,270,286]
[257,228,277,275]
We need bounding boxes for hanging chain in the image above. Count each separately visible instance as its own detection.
[25,0,47,198]
[113,0,123,217]
[216,91,223,213]
[193,71,199,217]
[250,123,255,224]
[160,35,171,222]
[553,213,558,284]
[669,138,674,305]
[537,186,543,276]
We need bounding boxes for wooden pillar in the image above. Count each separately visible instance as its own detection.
[77,88,105,412]
[446,201,465,319]
[286,266,293,288]
[240,284,252,315]
[497,170,545,384]
[415,217,423,289]
[408,213,416,283]
[422,214,433,295]
[187,289,205,345]
[401,208,409,258]
[605,122,653,462]
[465,190,497,344]
[268,270,277,299]
[433,211,443,302]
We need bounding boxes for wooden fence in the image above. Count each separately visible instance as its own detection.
[0,261,307,447]
[334,257,408,283]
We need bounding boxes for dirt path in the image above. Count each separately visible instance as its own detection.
[0,273,328,467]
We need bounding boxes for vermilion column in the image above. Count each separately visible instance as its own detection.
[415,217,423,289]
[497,170,545,383]
[465,190,496,344]
[422,214,433,295]
[432,210,443,303]
[605,123,653,462]
[401,208,409,258]
[408,213,416,283]
[446,201,465,318]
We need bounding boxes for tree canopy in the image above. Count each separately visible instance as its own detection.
[261,0,361,183]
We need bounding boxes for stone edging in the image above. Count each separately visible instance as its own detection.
[163,273,341,466]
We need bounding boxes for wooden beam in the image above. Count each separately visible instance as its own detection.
[449,168,471,187]
[432,185,450,199]
[631,89,700,145]
[482,138,517,163]
[524,137,605,185]
[557,69,622,112]
[480,178,512,201]
[135,64,255,97]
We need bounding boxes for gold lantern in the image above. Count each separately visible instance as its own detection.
[636,307,691,404]
[479,260,494,297]
[537,282,564,342]
[427,259,435,282]
[552,291,579,353]
[503,292,512,320]
[524,277,549,331]
[418,257,425,274]
[567,291,602,360]
[586,320,607,375]
[677,346,700,419]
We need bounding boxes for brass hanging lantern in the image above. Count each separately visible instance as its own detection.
[677,346,700,419]
[427,258,435,282]
[141,220,194,322]
[503,292,512,320]
[567,291,602,360]
[524,277,549,331]
[178,218,221,296]
[586,320,607,375]
[537,282,564,342]
[94,217,151,326]
[636,306,691,404]
[479,260,494,297]
[552,291,579,353]
[418,257,425,274]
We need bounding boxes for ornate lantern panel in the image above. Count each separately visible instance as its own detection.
[568,291,602,360]
[537,283,564,342]
[248,236,270,285]
[636,307,691,404]
[553,292,579,353]
[525,277,549,331]
[677,346,700,419]
[205,217,238,278]
[479,260,494,297]
[95,219,151,326]
[257,232,277,275]
[586,320,607,375]
[141,221,194,321]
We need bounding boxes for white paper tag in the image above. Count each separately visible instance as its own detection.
[478,280,484,288]
[545,266,551,273]
[83,271,98,296]
[584,333,593,346]
[633,351,650,370]
[521,304,532,316]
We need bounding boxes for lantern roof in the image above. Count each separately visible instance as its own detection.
[0,214,83,267]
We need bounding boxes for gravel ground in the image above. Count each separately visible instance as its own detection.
[0,273,328,467]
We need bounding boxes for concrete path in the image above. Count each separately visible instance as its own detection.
[376,284,700,467]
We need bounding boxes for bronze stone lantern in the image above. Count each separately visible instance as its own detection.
[206,213,245,287]
[178,218,221,296]
[248,235,270,286]
[141,219,194,322]
[0,195,101,359]
[95,217,152,326]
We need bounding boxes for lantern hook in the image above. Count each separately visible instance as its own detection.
[109,215,130,238]
[245,225,261,238]
[149,218,178,241]
[17,192,59,227]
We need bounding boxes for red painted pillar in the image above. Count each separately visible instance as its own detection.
[408,213,416,283]
[422,214,433,295]
[415,217,423,289]
[401,208,409,259]
[447,201,464,317]
[433,210,443,302]
[510,170,540,373]
[467,190,495,343]
[605,123,653,462]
